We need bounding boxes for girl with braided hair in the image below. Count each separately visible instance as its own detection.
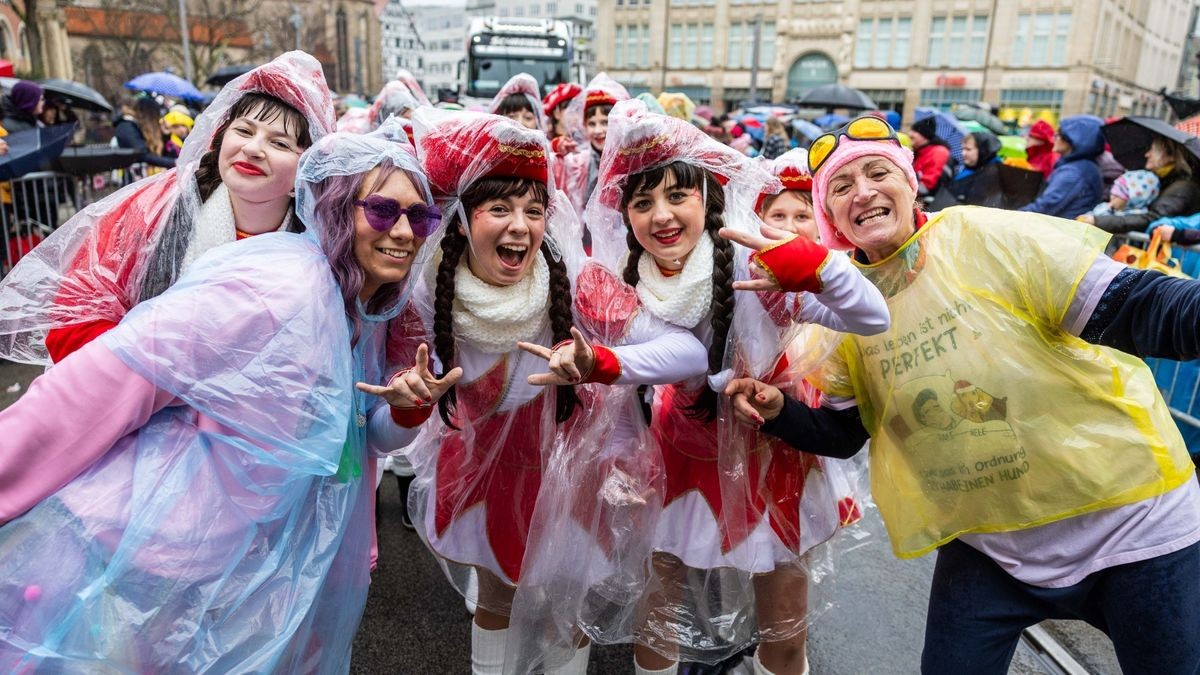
[389,109,709,675]
[581,99,890,675]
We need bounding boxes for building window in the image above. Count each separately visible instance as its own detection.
[685,23,699,67]
[727,21,774,69]
[669,24,683,68]
[700,23,714,68]
[639,24,651,67]
[1012,11,1071,67]
[918,88,981,110]
[615,25,626,68]
[999,89,1063,113]
[928,14,987,68]
[860,89,905,112]
[860,17,912,68]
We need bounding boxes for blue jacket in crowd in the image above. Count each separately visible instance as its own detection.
[1019,116,1104,219]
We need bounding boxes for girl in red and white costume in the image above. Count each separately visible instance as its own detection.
[489,73,546,131]
[586,100,890,675]
[386,108,710,675]
[552,73,630,224]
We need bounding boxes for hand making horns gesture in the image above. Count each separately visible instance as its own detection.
[356,343,464,408]
[518,326,595,386]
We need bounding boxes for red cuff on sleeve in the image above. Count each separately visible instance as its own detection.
[584,344,622,385]
[45,319,119,364]
[390,404,434,428]
[750,235,832,294]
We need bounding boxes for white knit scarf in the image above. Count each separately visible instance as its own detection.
[634,232,714,329]
[180,183,290,276]
[453,250,551,354]
[180,183,236,276]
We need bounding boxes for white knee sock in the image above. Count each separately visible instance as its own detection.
[545,642,591,675]
[634,660,678,675]
[753,649,809,675]
[470,622,507,675]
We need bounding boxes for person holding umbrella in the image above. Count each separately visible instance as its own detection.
[1079,118,1200,232]
[721,114,1200,675]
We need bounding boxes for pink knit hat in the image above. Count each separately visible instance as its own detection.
[812,137,918,251]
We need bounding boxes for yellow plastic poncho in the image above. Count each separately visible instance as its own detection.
[816,206,1194,558]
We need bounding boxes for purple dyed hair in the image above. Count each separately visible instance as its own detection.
[307,159,427,338]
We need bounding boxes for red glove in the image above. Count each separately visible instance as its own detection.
[750,235,832,294]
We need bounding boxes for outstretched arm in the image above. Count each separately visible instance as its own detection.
[724,377,869,459]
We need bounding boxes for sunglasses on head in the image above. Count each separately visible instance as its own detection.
[809,116,901,176]
[354,194,442,238]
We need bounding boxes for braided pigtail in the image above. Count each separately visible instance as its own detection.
[542,241,581,424]
[433,225,468,428]
[685,171,732,422]
[621,225,644,287]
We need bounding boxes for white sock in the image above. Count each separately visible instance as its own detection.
[634,660,678,675]
[470,622,507,675]
[545,642,591,675]
[753,650,808,675]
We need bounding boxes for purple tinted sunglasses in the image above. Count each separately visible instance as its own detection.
[354,195,442,238]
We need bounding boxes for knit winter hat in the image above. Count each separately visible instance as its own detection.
[811,136,918,251]
[911,116,938,142]
[11,81,42,115]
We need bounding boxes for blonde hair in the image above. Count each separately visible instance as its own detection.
[1152,137,1192,177]
[766,116,786,137]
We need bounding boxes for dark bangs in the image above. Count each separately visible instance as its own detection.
[227,92,312,149]
[456,176,549,228]
[495,93,535,117]
[621,161,706,209]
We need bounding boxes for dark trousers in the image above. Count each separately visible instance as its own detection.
[921,538,1200,675]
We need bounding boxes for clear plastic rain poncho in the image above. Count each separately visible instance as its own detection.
[368,80,422,129]
[399,108,717,674]
[531,99,873,666]
[0,50,335,365]
[557,73,631,217]
[394,68,434,107]
[398,107,592,620]
[337,106,372,134]
[489,73,547,130]
[0,129,432,671]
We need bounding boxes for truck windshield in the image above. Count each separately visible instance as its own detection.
[468,57,569,98]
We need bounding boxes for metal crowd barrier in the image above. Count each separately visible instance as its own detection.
[0,163,148,276]
[1113,230,1200,444]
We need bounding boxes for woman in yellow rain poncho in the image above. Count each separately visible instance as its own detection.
[722,115,1200,675]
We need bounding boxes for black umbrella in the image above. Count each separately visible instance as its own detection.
[38,78,112,113]
[0,123,75,180]
[206,64,256,87]
[796,84,877,110]
[1103,116,1200,172]
[996,163,1045,209]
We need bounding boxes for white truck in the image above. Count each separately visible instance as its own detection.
[461,17,574,102]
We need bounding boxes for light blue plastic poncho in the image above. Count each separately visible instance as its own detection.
[0,130,432,672]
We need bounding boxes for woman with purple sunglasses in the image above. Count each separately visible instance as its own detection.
[0,130,448,671]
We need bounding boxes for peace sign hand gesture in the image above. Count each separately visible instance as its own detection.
[518,327,595,386]
[356,343,464,408]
